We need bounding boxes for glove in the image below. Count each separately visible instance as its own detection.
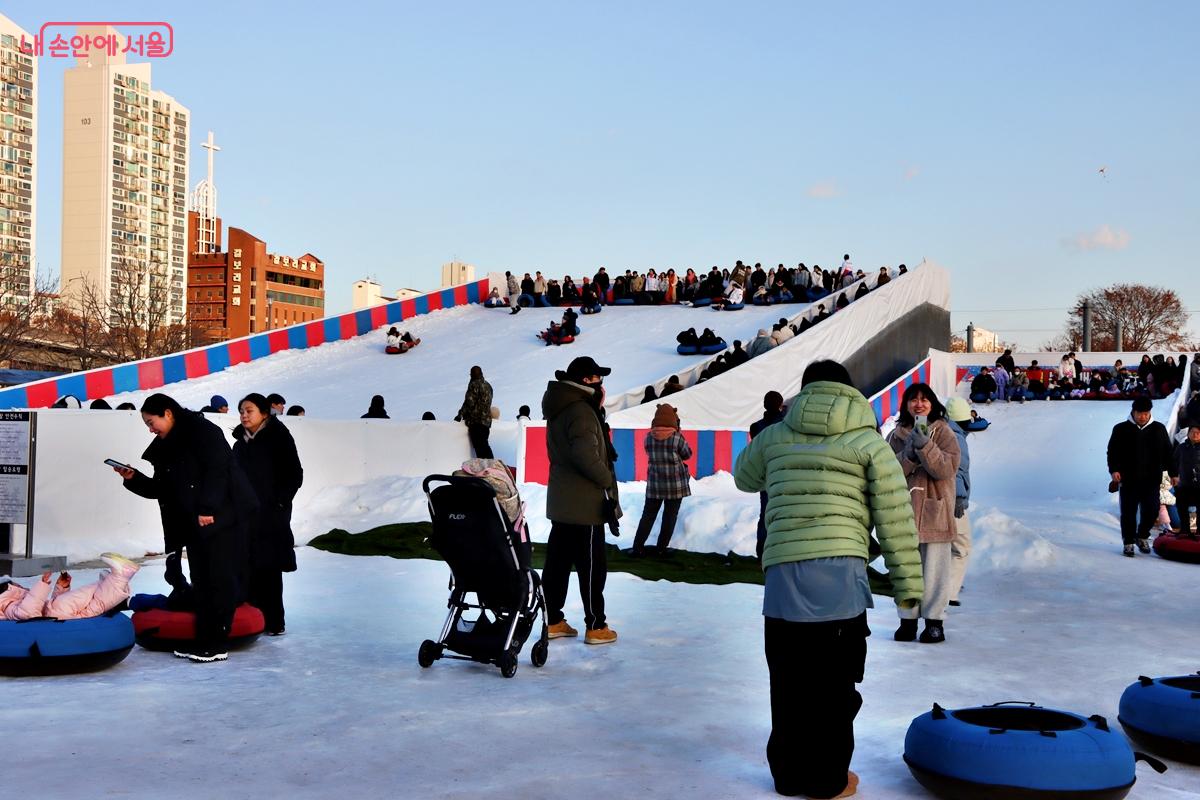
[908,427,930,450]
[954,498,967,519]
[604,494,621,537]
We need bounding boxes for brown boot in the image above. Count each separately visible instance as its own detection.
[584,626,617,645]
[547,620,578,639]
[825,770,858,799]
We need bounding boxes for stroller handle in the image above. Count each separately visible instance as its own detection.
[422,473,496,497]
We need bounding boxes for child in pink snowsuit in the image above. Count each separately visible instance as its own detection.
[0,554,139,620]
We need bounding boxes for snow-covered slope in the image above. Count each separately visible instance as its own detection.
[105,302,797,420]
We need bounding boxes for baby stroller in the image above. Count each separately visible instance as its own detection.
[419,459,548,678]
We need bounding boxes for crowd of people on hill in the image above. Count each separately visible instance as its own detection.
[490,257,909,311]
[970,350,1190,403]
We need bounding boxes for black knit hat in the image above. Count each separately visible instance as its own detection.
[556,356,612,382]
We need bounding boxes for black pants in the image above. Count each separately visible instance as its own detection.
[764,613,867,799]
[187,526,239,652]
[1118,484,1159,544]
[1176,486,1200,537]
[249,567,285,633]
[633,497,682,551]
[542,522,606,629]
[467,424,494,459]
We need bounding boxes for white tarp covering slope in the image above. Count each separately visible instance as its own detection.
[608,261,951,429]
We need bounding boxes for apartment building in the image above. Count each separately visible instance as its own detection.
[60,26,189,325]
[0,14,36,306]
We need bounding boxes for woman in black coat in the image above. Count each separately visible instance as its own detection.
[232,393,303,636]
[117,393,255,662]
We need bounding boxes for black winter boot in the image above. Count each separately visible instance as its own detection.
[894,618,918,642]
[919,619,945,644]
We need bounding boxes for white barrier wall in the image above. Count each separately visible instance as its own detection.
[27,411,513,562]
[608,261,951,429]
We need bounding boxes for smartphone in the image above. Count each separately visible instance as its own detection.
[915,415,929,435]
[104,458,131,470]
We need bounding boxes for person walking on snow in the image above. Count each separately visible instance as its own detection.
[540,356,621,645]
[630,403,692,557]
[1107,396,1175,556]
[458,366,495,459]
[505,271,521,315]
[1172,423,1200,538]
[734,360,922,800]
[992,362,1010,403]
[886,383,961,645]
[232,393,304,636]
[749,390,786,562]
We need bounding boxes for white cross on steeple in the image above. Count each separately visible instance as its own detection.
[202,130,220,186]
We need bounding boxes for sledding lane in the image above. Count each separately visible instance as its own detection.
[106,302,799,421]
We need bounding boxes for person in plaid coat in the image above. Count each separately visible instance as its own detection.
[631,403,692,556]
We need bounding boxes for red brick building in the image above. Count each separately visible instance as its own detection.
[187,211,324,341]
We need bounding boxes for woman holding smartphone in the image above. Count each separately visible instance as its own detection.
[116,393,254,663]
[886,383,961,644]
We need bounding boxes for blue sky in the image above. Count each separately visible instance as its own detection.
[8,1,1199,347]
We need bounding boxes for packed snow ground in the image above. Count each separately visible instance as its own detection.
[8,394,1199,797]
[105,302,797,420]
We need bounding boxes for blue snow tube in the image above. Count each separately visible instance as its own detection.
[963,419,991,432]
[676,344,700,355]
[0,612,135,677]
[1120,675,1200,764]
[904,702,1160,799]
[722,303,745,311]
[613,298,635,306]
[698,341,727,355]
[691,297,712,307]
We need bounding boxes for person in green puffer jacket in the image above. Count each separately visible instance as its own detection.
[734,360,922,800]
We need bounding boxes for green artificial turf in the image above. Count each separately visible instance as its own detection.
[308,522,896,595]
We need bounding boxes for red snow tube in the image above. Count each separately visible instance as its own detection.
[1153,532,1200,564]
[132,604,265,651]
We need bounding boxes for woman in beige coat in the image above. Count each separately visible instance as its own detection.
[887,383,961,644]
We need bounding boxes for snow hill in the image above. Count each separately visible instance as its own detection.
[8,393,1199,798]
[105,302,799,420]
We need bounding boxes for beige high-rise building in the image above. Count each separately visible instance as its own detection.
[0,14,37,307]
[61,26,189,325]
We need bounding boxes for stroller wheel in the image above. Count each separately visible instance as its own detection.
[499,651,518,679]
[530,639,548,668]
[418,639,442,668]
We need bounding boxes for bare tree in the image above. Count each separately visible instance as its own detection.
[0,266,56,368]
[61,266,201,364]
[1054,284,1194,352]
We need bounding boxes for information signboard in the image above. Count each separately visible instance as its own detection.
[0,411,31,525]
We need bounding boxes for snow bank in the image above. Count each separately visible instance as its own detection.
[968,508,1057,572]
